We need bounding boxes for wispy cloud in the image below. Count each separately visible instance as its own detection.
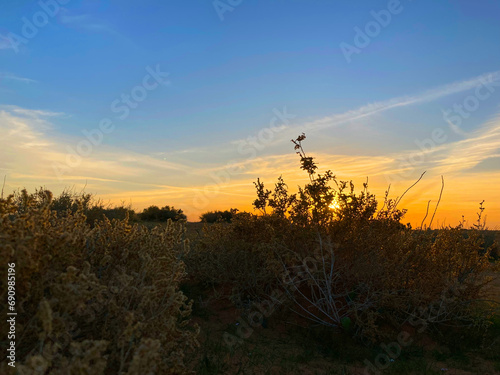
[299,70,500,133]
[59,9,129,40]
[225,71,500,155]
[60,12,115,33]
[3,106,62,118]
[57,9,139,50]
[0,105,201,194]
[158,70,500,192]
[433,117,500,173]
[0,72,37,84]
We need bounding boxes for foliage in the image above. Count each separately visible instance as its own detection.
[140,205,187,222]
[184,213,303,303]
[11,188,137,227]
[199,208,239,223]
[0,190,198,374]
[185,133,499,343]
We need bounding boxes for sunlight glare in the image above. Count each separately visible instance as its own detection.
[329,201,340,210]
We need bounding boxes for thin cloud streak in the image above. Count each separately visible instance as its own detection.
[299,70,500,133]
[58,9,139,49]
[0,72,37,84]
[224,70,500,155]
[0,106,200,193]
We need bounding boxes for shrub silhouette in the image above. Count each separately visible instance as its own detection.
[199,208,238,223]
[140,205,186,222]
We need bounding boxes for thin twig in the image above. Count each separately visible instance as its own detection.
[79,180,88,195]
[1,175,5,199]
[420,200,431,230]
[378,184,391,215]
[392,171,426,212]
[429,175,445,229]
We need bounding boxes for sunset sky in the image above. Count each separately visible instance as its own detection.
[1,0,499,227]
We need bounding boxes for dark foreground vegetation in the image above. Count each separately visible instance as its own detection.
[1,135,499,374]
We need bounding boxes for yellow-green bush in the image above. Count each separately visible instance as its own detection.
[0,190,198,374]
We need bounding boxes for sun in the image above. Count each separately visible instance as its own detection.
[329,201,340,210]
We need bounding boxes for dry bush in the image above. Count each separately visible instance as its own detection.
[183,214,291,303]
[0,189,198,374]
[279,222,497,342]
[10,187,137,227]
[185,133,498,342]
[282,135,497,340]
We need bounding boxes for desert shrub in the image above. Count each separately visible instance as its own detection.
[51,189,137,225]
[12,187,137,226]
[0,189,198,374]
[185,133,499,342]
[277,135,497,339]
[483,230,499,260]
[184,213,306,304]
[140,205,186,222]
[199,208,238,223]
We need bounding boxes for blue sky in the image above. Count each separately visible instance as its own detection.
[1,0,500,226]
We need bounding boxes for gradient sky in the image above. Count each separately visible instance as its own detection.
[1,0,500,227]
